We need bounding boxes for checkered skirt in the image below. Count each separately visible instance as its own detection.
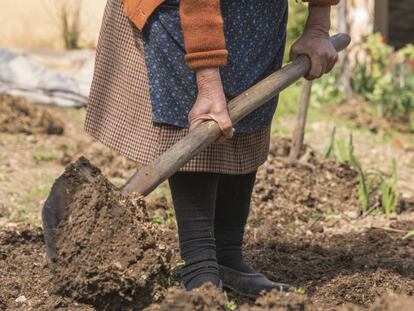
[84,0,271,174]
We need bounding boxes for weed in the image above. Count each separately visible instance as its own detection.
[223,291,238,310]
[379,161,398,214]
[226,300,237,311]
[294,287,306,295]
[34,149,59,162]
[403,230,414,240]
[324,126,336,159]
[347,134,371,214]
[152,213,165,225]
[325,131,399,215]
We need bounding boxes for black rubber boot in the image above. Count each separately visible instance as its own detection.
[219,265,295,298]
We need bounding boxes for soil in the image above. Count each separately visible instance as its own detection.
[0,226,93,310]
[51,158,172,310]
[144,283,227,311]
[325,97,412,134]
[0,94,64,135]
[1,98,413,310]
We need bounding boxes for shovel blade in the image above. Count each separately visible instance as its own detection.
[42,156,97,259]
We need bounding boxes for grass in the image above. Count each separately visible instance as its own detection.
[6,175,55,224]
[325,130,399,215]
[34,148,60,162]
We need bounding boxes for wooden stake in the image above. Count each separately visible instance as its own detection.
[289,79,312,163]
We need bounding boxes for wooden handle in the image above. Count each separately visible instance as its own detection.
[122,33,351,196]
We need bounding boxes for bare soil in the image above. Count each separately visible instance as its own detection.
[0,94,64,135]
[0,96,413,310]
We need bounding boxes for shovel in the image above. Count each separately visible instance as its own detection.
[42,33,351,259]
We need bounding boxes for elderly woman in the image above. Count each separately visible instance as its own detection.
[85,0,340,297]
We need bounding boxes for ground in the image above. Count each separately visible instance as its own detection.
[0,92,413,310]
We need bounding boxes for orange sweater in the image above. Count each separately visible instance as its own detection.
[124,0,340,69]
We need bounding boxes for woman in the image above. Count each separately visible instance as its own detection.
[85,0,340,297]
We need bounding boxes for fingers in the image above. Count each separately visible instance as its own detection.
[291,36,339,81]
[305,50,338,80]
[189,113,235,143]
[214,113,234,139]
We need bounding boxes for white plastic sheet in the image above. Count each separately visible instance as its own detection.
[0,48,94,107]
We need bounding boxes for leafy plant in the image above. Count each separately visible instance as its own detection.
[347,134,371,213]
[313,34,414,126]
[324,132,399,214]
[369,160,399,214]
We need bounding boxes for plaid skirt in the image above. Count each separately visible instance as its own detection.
[84,0,271,175]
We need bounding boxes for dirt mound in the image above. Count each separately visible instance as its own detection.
[341,293,414,311]
[0,94,64,135]
[0,226,93,310]
[240,291,311,311]
[51,158,172,310]
[253,137,362,230]
[144,283,227,311]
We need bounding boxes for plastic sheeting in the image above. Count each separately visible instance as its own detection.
[0,48,94,107]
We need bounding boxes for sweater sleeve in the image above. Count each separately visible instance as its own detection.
[303,0,340,5]
[179,0,228,70]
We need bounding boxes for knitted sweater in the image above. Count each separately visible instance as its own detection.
[124,0,340,69]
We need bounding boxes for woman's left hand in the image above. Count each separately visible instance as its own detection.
[290,28,338,80]
[290,5,338,81]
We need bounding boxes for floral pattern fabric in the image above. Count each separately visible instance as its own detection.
[142,0,288,133]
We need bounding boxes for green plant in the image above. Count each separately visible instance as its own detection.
[152,213,165,225]
[324,127,337,159]
[369,160,398,214]
[312,68,347,107]
[347,134,372,213]
[34,149,59,162]
[403,230,414,240]
[313,34,414,125]
[284,1,307,62]
[324,131,399,215]
[226,300,237,311]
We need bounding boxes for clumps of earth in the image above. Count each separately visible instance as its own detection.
[1,137,413,310]
[50,157,172,310]
[0,94,64,135]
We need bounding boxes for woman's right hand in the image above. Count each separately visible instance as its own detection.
[188,68,234,142]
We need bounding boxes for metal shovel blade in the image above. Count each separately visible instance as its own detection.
[42,156,97,259]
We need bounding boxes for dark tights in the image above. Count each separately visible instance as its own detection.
[168,171,257,290]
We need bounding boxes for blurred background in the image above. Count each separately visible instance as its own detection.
[0,0,413,225]
[1,1,414,310]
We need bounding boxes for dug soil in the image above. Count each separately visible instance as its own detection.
[50,158,172,310]
[1,136,413,310]
[0,94,64,135]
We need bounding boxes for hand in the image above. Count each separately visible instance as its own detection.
[290,5,338,80]
[189,68,234,143]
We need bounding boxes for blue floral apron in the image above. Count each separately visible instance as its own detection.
[142,0,288,133]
